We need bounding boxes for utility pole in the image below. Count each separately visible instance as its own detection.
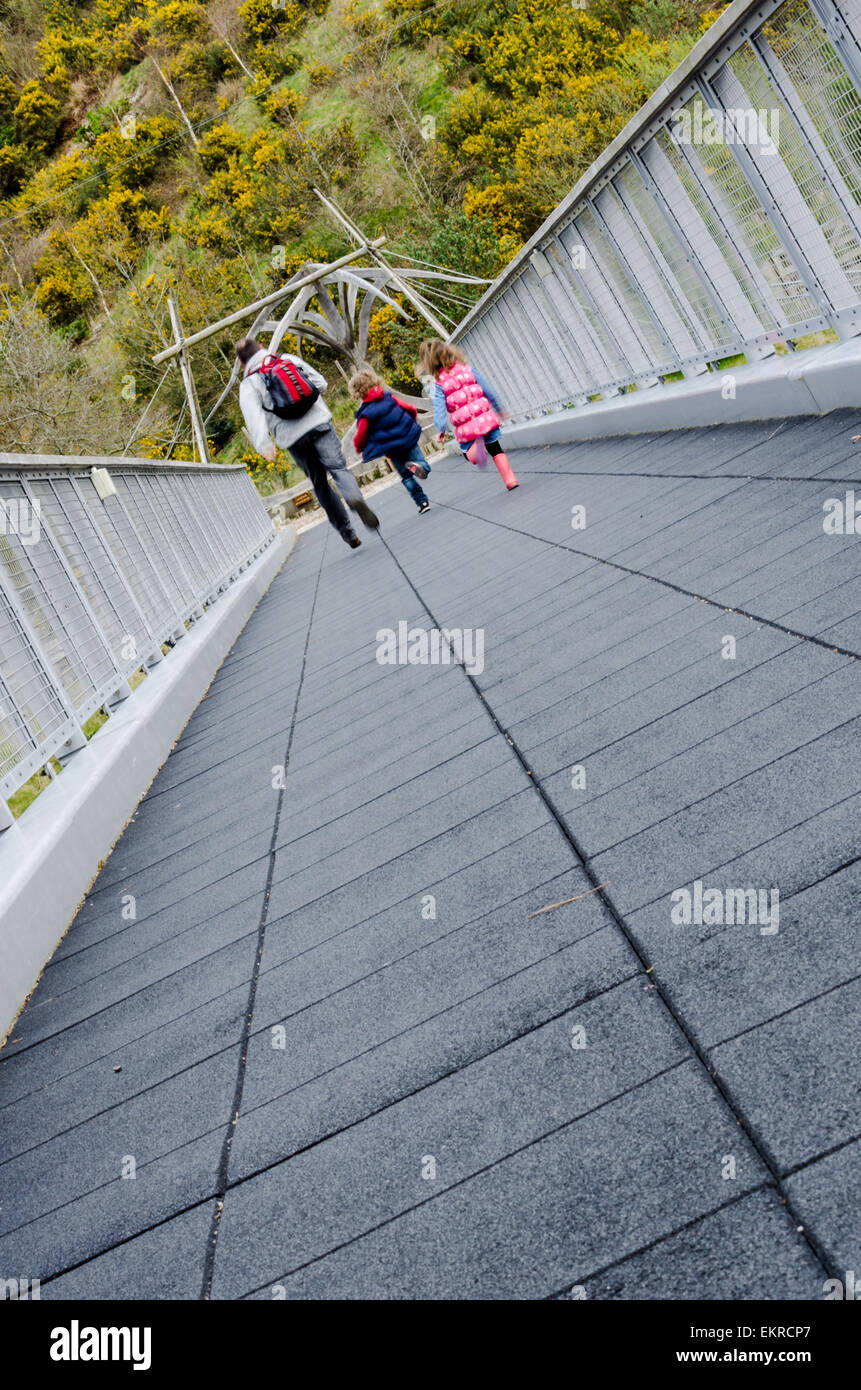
[167,292,210,464]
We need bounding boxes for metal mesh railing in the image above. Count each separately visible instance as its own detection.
[0,457,275,824]
[454,0,861,417]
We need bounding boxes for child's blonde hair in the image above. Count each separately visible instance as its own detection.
[348,369,383,399]
[418,339,467,377]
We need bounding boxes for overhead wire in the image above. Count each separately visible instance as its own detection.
[120,362,171,455]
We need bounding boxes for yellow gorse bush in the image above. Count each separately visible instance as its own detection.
[149,0,208,41]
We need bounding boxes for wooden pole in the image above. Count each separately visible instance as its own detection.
[152,239,387,365]
[313,189,450,339]
[168,292,210,464]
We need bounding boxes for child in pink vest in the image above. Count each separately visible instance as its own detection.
[419,339,518,491]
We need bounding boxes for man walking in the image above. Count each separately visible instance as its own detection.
[236,336,379,547]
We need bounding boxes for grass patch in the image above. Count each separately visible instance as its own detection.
[297,11,351,66]
[303,89,368,137]
[417,65,449,116]
[8,765,60,819]
[788,328,839,352]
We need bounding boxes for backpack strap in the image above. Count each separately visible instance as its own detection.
[247,353,282,377]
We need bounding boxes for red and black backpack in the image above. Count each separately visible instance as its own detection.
[253,354,320,420]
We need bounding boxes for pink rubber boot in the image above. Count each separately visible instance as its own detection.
[493,451,519,490]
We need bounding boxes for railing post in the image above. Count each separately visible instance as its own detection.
[628,148,738,358]
[508,275,580,404]
[600,173,712,372]
[809,0,861,99]
[19,478,129,707]
[749,27,861,337]
[551,230,633,395]
[588,195,679,378]
[494,291,551,407]
[525,256,591,404]
[68,475,163,668]
[0,567,87,767]
[700,72,838,328]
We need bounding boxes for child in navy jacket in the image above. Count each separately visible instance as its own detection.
[349,371,432,514]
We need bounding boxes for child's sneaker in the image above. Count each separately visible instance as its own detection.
[418,501,431,514]
[408,462,429,480]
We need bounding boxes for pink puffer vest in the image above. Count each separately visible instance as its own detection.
[438,363,499,443]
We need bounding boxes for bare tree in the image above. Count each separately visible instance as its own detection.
[0,230,25,291]
[151,55,199,147]
[0,293,134,453]
[348,29,438,205]
[60,225,114,321]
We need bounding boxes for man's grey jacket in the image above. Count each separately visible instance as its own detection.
[239,348,332,453]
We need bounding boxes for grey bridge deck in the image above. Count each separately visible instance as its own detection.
[2,412,860,1299]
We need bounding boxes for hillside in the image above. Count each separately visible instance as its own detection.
[0,0,720,481]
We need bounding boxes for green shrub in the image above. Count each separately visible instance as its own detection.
[0,142,29,196]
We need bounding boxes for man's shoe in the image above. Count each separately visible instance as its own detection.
[408,462,429,480]
[350,498,380,530]
[418,501,431,514]
[346,533,361,548]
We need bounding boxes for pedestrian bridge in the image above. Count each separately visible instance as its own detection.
[1,0,861,1299]
[1,414,859,1298]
